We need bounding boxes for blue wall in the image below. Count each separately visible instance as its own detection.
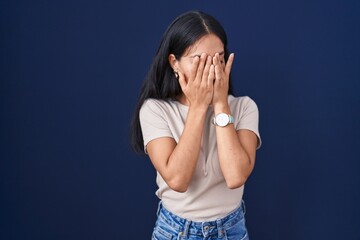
[1,0,359,239]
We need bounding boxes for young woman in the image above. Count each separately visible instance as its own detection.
[131,10,261,240]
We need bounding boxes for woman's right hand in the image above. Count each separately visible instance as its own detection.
[178,53,215,109]
[147,53,215,193]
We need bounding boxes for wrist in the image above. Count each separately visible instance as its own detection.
[189,103,209,113]
[213,102,230,114]
[213,112,234,127]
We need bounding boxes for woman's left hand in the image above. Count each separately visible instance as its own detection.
[212,53,234,108]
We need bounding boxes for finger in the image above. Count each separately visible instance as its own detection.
[215,64,221,82]
[225,53,234,77]
[213,53,219,66]
[202,56,212,82]
[195,53,207,82]
[208,64,215,86]
[189,56,200,81]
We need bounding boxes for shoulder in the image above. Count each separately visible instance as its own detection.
[140,98,178,118]
[228,95,258,111]
[141,98,165,108]
[141,98,167,112]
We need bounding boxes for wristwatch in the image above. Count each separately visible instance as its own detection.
[213,113,234,127]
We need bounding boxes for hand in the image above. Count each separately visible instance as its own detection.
[178,53,215,109]
[212,53,234,108]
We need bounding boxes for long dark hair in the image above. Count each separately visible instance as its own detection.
[131,10,234,153]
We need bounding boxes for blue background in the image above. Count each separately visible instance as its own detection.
[1,0,359,239]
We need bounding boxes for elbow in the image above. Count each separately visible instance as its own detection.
[167,178,189,193]
[224,157,254,189]
[226,177,247,189]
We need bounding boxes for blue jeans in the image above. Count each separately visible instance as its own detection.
[151,201,249,240]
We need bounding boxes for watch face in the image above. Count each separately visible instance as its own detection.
[216,113,229,127]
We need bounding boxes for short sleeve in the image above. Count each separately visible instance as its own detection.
[234,97,262,149]
[139,99,174,153]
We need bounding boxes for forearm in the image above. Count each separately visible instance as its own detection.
[166,105,207,191]
[214,103,254,189]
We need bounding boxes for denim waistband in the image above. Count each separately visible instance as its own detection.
[156,201,246,238]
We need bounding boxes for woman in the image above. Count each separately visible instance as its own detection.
[131,10,261,240]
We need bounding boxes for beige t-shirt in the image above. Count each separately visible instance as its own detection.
[139,95,261,221]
